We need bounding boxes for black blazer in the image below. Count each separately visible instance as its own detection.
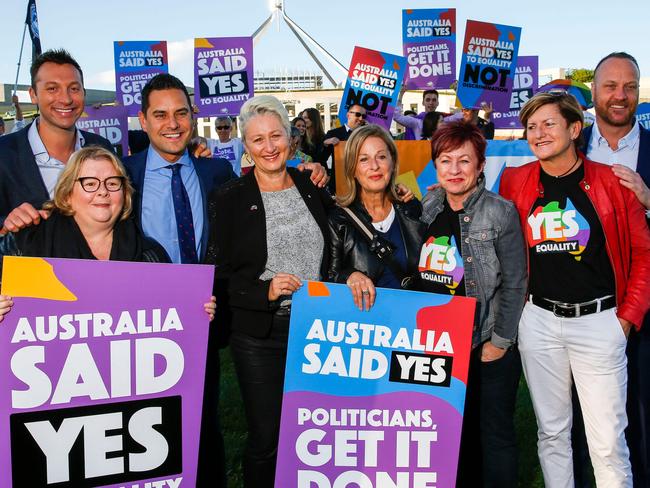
[0,123,113,226]
[328,199,424,285]
[123,149,236,262]
[206,167,334,338]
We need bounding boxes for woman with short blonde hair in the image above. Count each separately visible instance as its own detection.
[501,91,650,487]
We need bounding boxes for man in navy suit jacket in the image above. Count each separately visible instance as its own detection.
[121,73,234,487]
[0,49,113,229]
[572,52,650,487]
[321,104,367,193]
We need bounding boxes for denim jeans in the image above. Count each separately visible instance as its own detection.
[456,344,522,487]
[230,314,290,488]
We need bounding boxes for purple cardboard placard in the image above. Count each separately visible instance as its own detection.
[0,257,213,487]
[492,56,538,129]
[402,8,456,90]
[76,105,129,157]
[276,282,475,488]
[194,36,254,117]
[114,41,168,117]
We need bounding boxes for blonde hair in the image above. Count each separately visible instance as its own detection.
[337,124,400,207]
[44,145,133,220]
[239,95,291,143]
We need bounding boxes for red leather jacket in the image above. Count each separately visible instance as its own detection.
[500,158,650,329]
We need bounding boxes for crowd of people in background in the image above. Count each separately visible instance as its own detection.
[0,47,649,488]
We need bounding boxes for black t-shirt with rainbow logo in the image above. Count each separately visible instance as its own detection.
[527,165,614,302]
[416,198,466,296]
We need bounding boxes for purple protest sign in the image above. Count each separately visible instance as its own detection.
[457,20,522,110]
[114,41,168,117]
[76,105,129,157]
[194,37,254,117]
[276,282,475,487]
[0,256,213,487]
[493,56,538,129]
[402,9,456,90]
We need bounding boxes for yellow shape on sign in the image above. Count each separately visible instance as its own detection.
[1,256,77,301]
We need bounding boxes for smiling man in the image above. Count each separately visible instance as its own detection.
[0,49,113,228]
[123,73,235,264]
[570,51,650,488]
[122,73,235,488]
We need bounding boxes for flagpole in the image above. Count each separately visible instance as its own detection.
[13,23,28,94]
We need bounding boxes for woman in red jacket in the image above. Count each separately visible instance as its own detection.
[500,92,650,488]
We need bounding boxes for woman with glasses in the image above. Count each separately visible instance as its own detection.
[500,92,650,487]
[207,116,244,176]
[0,146,216,321]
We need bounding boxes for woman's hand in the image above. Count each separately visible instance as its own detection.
[0,295,13,323]
[268,273,303,301]
[481,341,507,362]
[346,271,376,311]
[204,296,216,322]
[395,183,414,203]
[297,162,329,188]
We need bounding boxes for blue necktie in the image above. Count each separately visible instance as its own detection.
[167,164,198,264]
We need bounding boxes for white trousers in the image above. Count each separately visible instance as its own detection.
[519,302,632,488]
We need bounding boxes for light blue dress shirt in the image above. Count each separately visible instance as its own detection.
[141,147,204,264]
[586,121,640,171]
[28,118,85,198]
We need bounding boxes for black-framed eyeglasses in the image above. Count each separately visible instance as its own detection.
[76,176,125,193]
[349,111,367,119]
[216,125,231,130]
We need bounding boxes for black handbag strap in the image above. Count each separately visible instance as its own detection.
[340,206,410,286]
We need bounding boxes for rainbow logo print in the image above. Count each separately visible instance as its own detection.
[418,235,464,293]
[526,198,590,260]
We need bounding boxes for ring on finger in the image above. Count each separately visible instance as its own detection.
[362,290,369,295]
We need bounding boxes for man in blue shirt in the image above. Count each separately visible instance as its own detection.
[123,74,329,486]
[123,74,232,264]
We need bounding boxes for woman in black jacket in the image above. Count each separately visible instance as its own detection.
[328,124,424,309]
[205,95,333,488]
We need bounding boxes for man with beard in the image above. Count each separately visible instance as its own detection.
[572,51,650,487]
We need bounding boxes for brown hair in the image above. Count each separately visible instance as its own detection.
[430,121,487,168]
[43,146,133,220]
[337,124,400,207]
[519,92,584,146]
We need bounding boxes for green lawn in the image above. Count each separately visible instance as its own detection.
[219,348,547,487]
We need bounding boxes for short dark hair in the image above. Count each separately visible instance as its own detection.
[423,89,439,99]
[520,92,584,148]
[421,112,443,140]
[594,52,640,78]
[430,121,486,168]
[30,49,84,89]
[141,73,192,116]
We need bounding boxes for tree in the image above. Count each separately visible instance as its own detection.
[567,69,595,83]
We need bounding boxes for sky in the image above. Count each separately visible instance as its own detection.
[2,0,650,92]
